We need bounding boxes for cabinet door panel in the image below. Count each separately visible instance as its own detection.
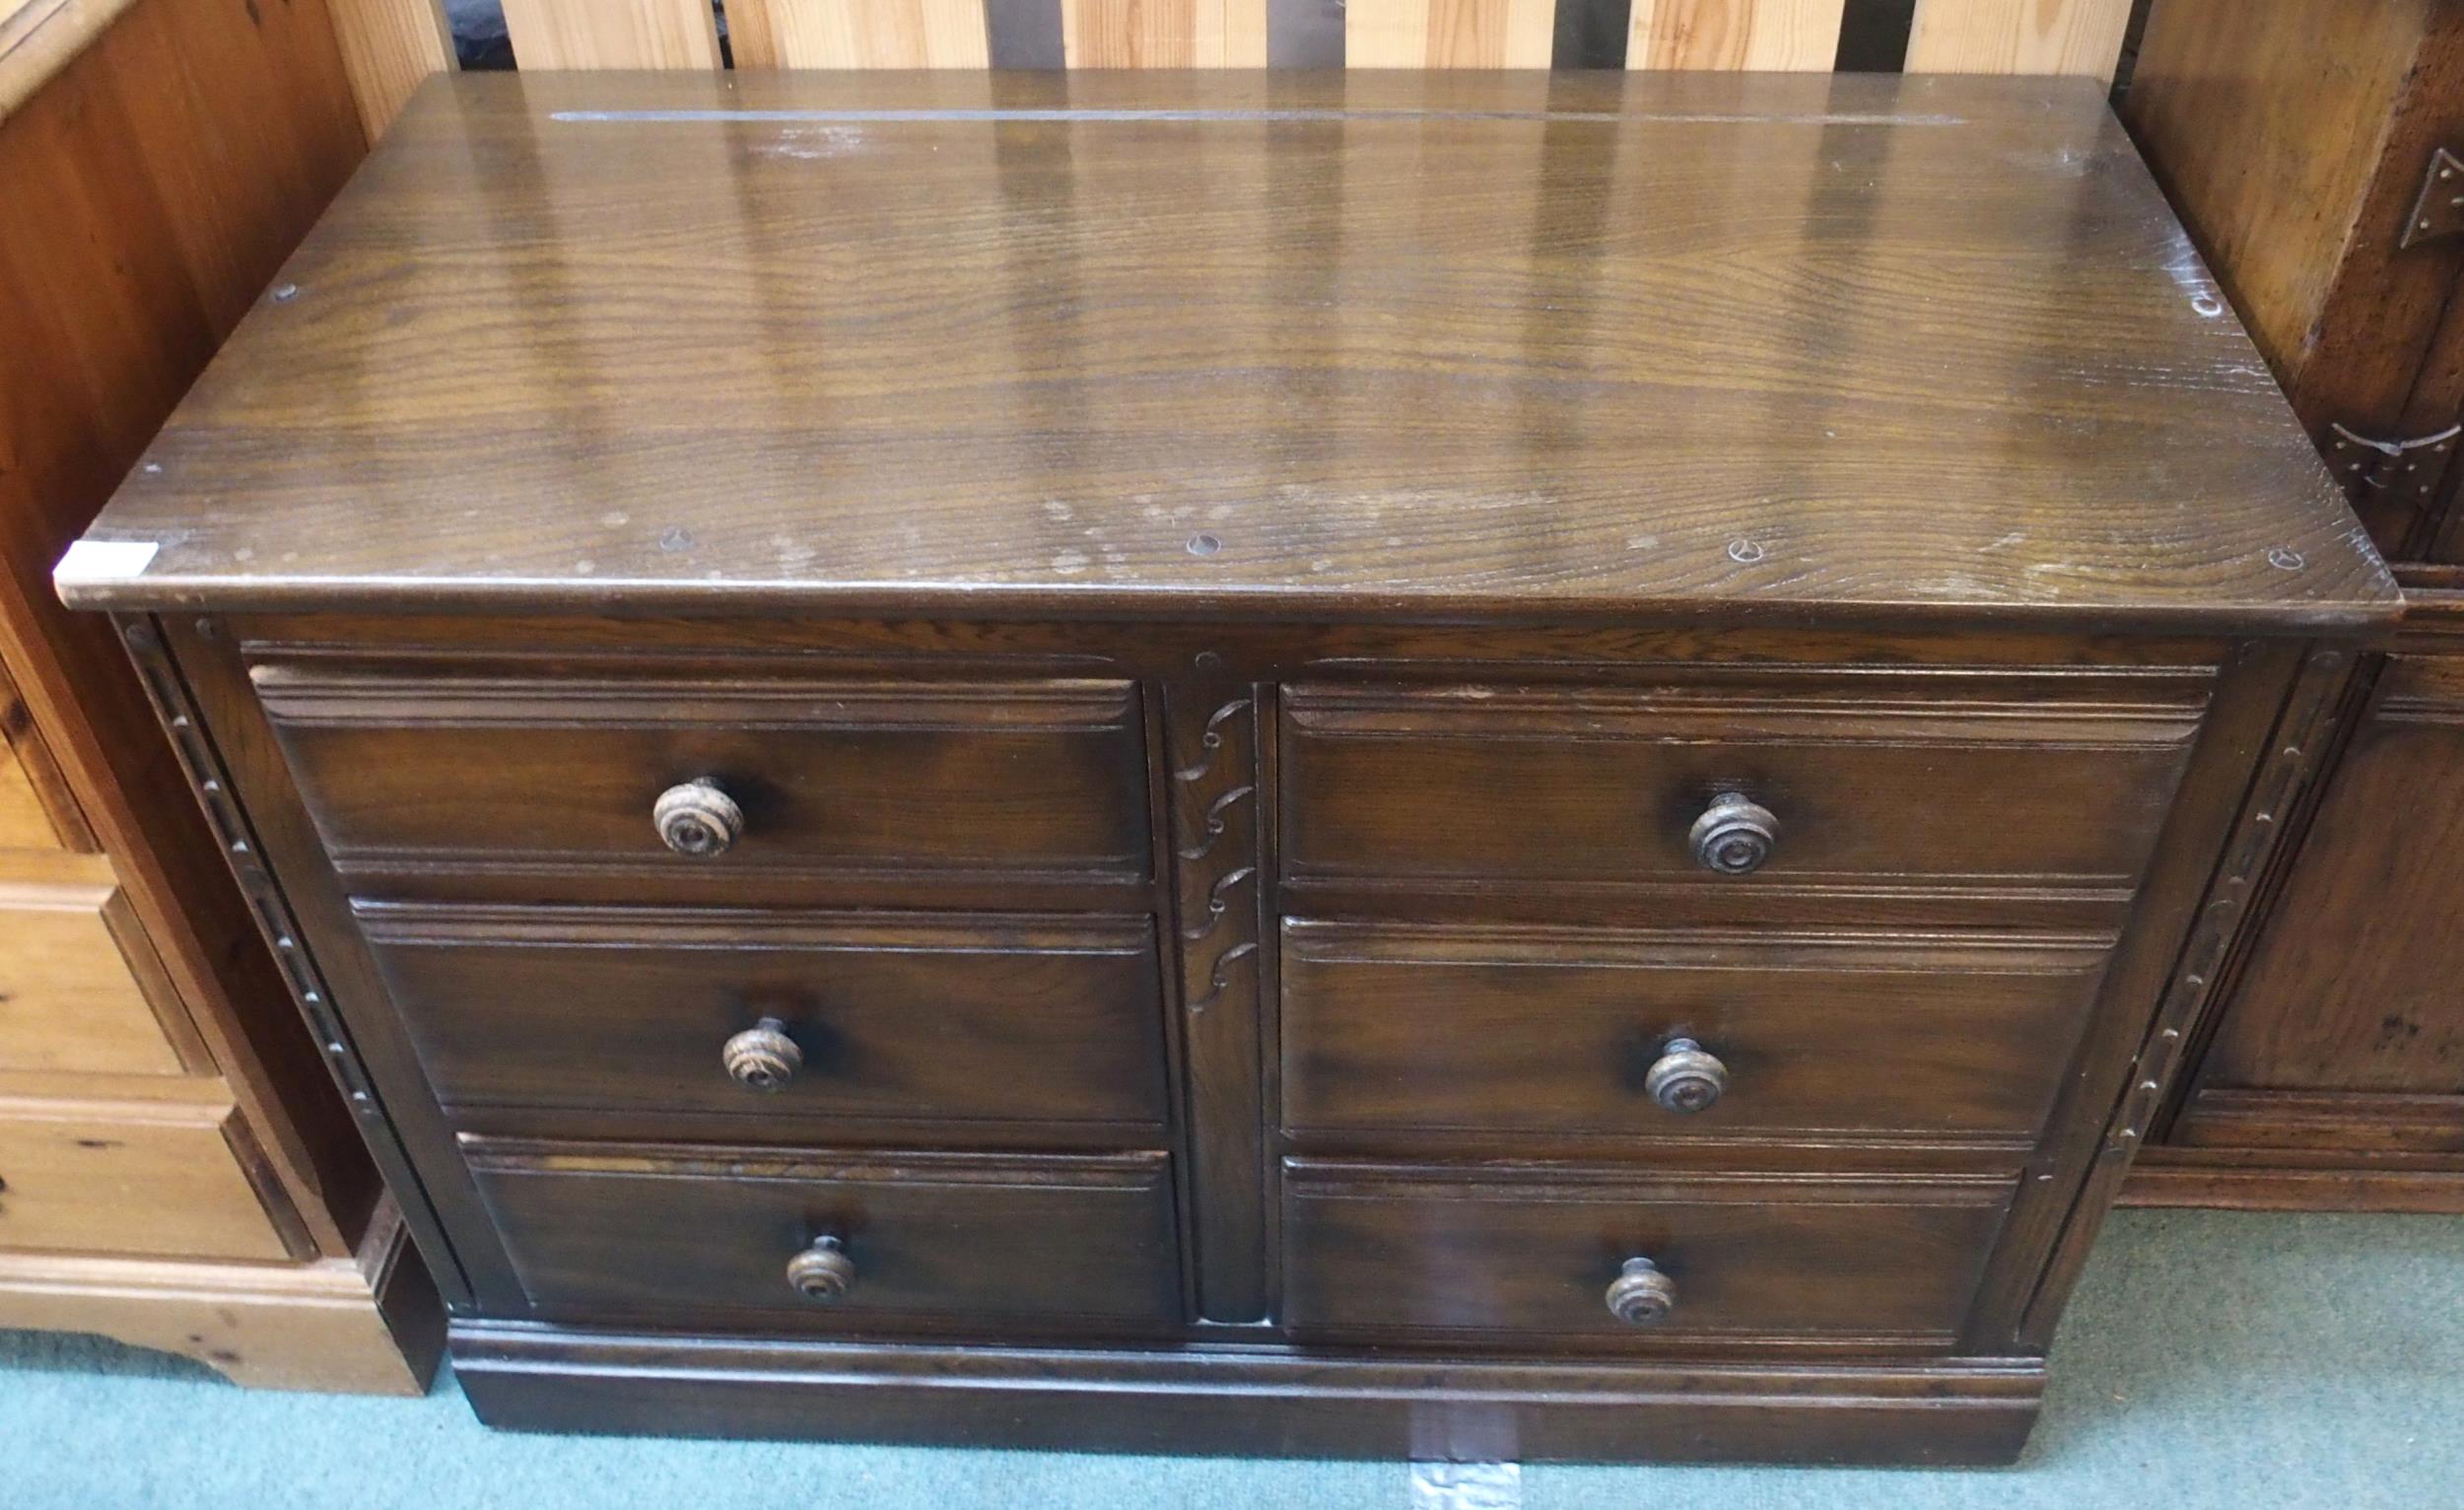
[2181,589,2464,1146]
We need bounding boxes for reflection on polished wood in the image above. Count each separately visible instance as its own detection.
[76,70,2387,631]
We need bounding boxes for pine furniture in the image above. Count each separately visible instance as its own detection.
[0,0,439,1391]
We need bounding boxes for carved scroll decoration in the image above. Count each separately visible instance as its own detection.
[1161,660,1269,1322]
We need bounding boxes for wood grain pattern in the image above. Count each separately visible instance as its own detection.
[0,1092,293,1260]
[499,0,719,68]
[357,902,1169,1130]
[1063,0,1267,66]
[323,0,452,140]
[2123,0,2464,555]
[0,658,88,848]
[1905,0,2134,80]
[731,0,991,67]
[0,0,448,1399]
[2183,598,2464,1108]
[0,1192,441,1392]
[455,1322,2045,1462]
[0,748,58,847]
[1282,1159,2011,1344]
[2116,4,2464,1212]
[2131,591,2464,1208]
[250,656,1152,892]
[1627,0,1845,70]
[1346,0,1554,67]
[0,0,137,120]
[2170,1090,2464,1153]
[1279,920,2112,1146]
[468,1139,1182,1329]
[0,0,394,1297]
[64,72,2392,635]
[1277,675,2207,896]
[2125,1147,2464,1212]
[0,0,446,1393]
[0,854,192,1075]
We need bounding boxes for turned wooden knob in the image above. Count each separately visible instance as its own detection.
[1688,791,1777,874]
[721,1017,801,1091]
[787,1236,856,1301]
[653,779,743,858]
[1644,1038,1727,1114]
[1606,1257,1677,1326]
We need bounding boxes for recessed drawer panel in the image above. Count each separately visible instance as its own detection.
[249,657,1151,889]
[467,1139,1180,1329]
[1280,920,2112,1146]
[1279,676,2207,895]
[359,902,1168,1132]
[0,1094,291,1260]
[1283,1159,2011,1346]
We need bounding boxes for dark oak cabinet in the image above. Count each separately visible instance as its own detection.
[61,72,2394,1462]
[2122,0,2464,1209]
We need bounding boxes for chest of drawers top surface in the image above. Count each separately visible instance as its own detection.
[61,69,2392,634]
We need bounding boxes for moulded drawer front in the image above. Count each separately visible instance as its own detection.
[0,1097,290,1260]
[1278,677,2208,893]
[0,857,186,1076]
[1282,1160,2012,1345]
[467,1140,1182,1329]
[360,902,1169,1131]
[248,657,1152,888]
[1279,920,2113,1144]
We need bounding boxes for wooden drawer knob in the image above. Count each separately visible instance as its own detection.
[721,1017,801,1091]
[787,1236,856,1301]
[1644,1037,1727,1114]
[1606,1257,1677,1326]
[1688,791,1777,874]
[653,778,743,858]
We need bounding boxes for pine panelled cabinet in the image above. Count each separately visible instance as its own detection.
[60,72,2395,1461]
[0,0,438,1390]
[2119,0,2464,1211]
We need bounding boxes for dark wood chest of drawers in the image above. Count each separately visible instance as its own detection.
[59,70,2397,1464]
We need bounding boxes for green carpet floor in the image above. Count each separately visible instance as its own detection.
[4,1208,2456,1507]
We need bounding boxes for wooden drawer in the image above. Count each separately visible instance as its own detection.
[466,1139,1180,1329]
[0,854,189,1075]
[359,902,1168,1132]
[0,1092,291,1260]
[249,656,1151,890]
[1280,920,2112,1147]
[0,746,62,849]
[1279,677,2206,896]
[0,661,77,851]
[1283,1160,2011,1346]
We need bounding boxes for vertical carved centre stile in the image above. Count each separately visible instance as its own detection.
[1162,662,1271,1324]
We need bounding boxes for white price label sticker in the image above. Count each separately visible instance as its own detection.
[55,539,161,582]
